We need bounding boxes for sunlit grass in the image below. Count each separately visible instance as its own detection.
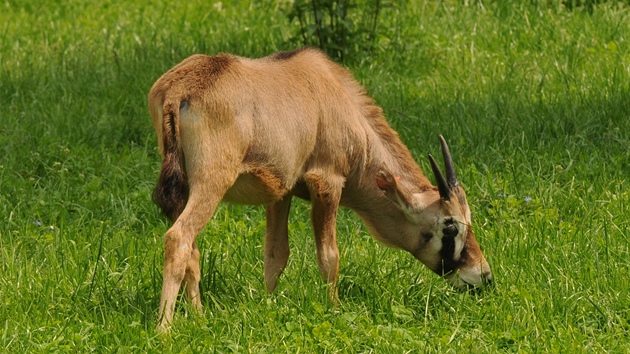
[1,0,629,352]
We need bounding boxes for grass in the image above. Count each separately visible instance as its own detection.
[1,0,629,352]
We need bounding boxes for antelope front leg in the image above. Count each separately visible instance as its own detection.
[305,172,344,302]
[264,195,292,293]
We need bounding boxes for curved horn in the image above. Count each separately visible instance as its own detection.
[439,135,458,188]
[428,154,451,200]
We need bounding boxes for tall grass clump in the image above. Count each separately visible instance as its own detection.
[1,0,629,352]
[284,0,385,62]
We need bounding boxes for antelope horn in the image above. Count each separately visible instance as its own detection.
[439,135,458,188]
[428,154,451,201]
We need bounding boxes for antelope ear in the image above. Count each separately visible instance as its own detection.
[376,168,414,210]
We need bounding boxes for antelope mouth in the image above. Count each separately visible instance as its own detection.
[446,270,493,291]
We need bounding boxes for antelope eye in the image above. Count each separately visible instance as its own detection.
[443,222,458,238]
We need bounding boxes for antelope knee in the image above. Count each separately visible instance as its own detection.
[318,246,340,281]
[164,232,193,268]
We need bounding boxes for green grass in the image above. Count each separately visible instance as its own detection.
[1,0,629,352]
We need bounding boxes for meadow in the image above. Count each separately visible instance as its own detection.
[1,0,629,352]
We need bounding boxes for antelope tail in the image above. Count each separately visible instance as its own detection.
[152,99,189,222]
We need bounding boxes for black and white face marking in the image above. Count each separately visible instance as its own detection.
[378,136,492,288]
[412,210,490,289]
[437,218,468,276]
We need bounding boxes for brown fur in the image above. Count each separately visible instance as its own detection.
[148,47,492,330]
[152,108,188,222]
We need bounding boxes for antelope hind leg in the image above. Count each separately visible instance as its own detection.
[157,222,193,331]
[156,177,234,331]
[182,240,202,311]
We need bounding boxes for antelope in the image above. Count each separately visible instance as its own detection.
[149,47,492,330]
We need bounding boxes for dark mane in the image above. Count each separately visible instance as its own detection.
[269,47,313,61]
[362,97,432,191]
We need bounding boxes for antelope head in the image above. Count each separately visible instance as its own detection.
[376,136,492,289]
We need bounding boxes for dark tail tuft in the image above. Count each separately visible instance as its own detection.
[152,107,188,222]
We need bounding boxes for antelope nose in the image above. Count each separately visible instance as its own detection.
[483,271,493,286]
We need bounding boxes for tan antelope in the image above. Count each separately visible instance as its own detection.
[149,47,492,330]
